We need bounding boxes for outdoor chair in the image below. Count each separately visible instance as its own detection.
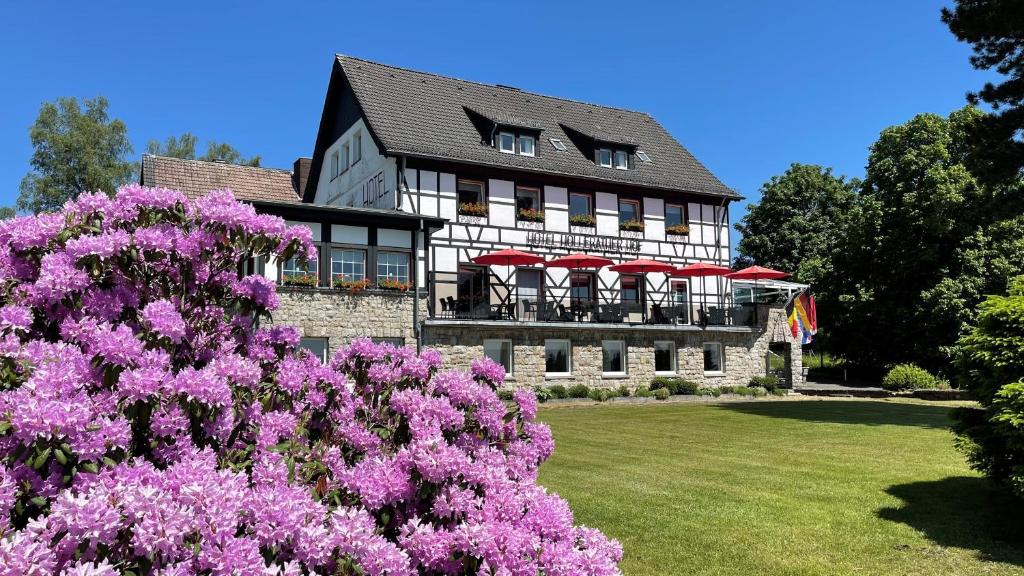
[505,301,516,320]
[709,307,727,325]
[521,299,536,320]
[542,301,557,321]
[556,304,574,322]
[439,298,450,318]
[445,296,458,318]
[649,304,670,324]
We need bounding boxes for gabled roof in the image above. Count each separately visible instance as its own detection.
[140,155,300,203]
[325,55,736,199]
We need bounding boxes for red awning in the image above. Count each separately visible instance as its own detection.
[544,253,614,270]
[725,265,790,280]
[471,248,545,267]
[671,262,733,277]
[609,258,675,274]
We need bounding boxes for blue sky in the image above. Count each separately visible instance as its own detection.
[0,1,994,247]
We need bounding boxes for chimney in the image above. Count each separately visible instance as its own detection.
[293,157,312,200]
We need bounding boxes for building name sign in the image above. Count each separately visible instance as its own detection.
[359,170,392,209]
[527,231,641,254]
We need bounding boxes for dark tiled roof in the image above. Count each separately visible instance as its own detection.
[338,55,736,199]
[140,155,300,203]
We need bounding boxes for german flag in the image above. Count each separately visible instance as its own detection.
[787,290,817,344]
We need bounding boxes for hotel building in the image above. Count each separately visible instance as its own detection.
[141,55,802,389]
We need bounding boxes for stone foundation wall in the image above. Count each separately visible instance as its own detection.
[270,288,427,355]
[422,307,802,390]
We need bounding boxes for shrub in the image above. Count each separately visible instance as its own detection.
[634,387,654,398]
[771,388,788,396]
[650,377,699,395]
[0,186,622,574]
[535,387,551,403]
[498,388,516,401]
[734,386,756,397]
[588,388,607,402]
[882,363,939,391]
[617,385,631,398]
[698,387,722,397]
[719,386,736,395]
[568,383,590,398]
[547,384,568,399]
[750,375,781,392]
[654,388,670,400]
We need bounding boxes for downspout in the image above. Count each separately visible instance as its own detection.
[713,196,729,313]
[413,217,422,352]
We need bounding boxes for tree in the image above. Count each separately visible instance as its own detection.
[17,96,133,214]
[0,185,621,573]
[0,207,14,220]
[943,0,1024,179]
[953,275,1024,498]
[147,131,261,166]
[734,163,857,288]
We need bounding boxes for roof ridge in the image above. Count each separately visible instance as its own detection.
[143,154,292,174]
[335,54,652,117]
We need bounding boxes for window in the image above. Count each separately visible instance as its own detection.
[281,252,319,286]
[703,342,725,373]
[602,340,627,375]
[636,150,652,163]
[619,199,640,225]
[598,148,612,167]
[549,138,567,151]
[330,151,339,179]
[666,204,687,228]
[518,135,535,157]
[457,265,489,315]
[545,340,571,375]
[620,275,641,304]
[331,248,365,283]
[654,342,676,374]
[341,143,350,172]
[457,179,486,205]
[570,272,595,303]
[498,132,515,153]
[376,252,410,284]
[483,339,513,376]
[515,186,541,220]
[352,132,362,164]
[614,150,628,170]
[569,192,592,218]
[672,280,690,324]
[300,337,329,363]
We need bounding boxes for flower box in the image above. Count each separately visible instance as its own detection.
[619,219,645,232]
[282,273,319,288]
[665,224,690,236]
[517,208,545,223]
[377,278,412,292]
[334,278,370,293]
[569,214,596,227]
[458,202,489,217]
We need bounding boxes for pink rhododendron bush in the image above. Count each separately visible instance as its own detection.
[0,186,622,575]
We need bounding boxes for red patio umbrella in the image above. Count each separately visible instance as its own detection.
[609,259,675,323]
[544,253,613,316]
[471,249,546,314]
[671,262,733,324]
[725,265,790,324]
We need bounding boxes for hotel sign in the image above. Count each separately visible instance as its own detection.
[358,170,393,210]
[527,231,641,254]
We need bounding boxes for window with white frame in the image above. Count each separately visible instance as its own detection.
[597,148,612,167]
[483,339,513,376]
[341,142,350,172]
[281,248,319,286]
[602,340,627,375]
[300,337,329,363]
[614,150,628,170]
[703,342,725,373]
[654,341,676,374]
[352,132,362,164]
[545,339,571,376]
[518,135,535,156]
[498,132,516,154]
[515,186,541,219]
[376,251,410,284]
[330,150,339,179]
[457,179,486,206]
[330,248,365,284]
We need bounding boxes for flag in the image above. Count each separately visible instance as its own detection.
[787,289,817,345]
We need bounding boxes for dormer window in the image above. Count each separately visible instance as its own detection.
[519,135,535,157]
[614,150,628,170]
[598,148,612,167]
[498,132,516,154]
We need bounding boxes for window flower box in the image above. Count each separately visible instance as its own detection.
[333,278,370,293]
[282,272,319,288]
[377,277,412,292]
[666,224,690,236]
[619,219,645,232]
[569,214,596,227]
[517,208,545,223]
[458,202,489,217]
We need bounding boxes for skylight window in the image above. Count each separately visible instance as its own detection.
[636,150,652,163]
[549,138,567,151]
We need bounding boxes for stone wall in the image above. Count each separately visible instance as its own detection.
[270,288,428,355]
[422,306,802,390]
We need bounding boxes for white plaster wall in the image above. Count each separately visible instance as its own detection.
[314,119,398,210]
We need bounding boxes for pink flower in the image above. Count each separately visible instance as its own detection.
[141,299,187,343]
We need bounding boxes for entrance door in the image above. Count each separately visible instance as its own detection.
[517,268,543,320]
[767,342,791,387]
[457,265,488,318]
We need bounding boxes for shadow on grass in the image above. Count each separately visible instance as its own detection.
[878,476,1024,566]
[713,400,953,429]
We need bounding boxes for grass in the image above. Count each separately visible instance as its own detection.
[537,398,1024,576]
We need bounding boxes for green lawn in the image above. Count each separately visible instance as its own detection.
[537,399,1024,576]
